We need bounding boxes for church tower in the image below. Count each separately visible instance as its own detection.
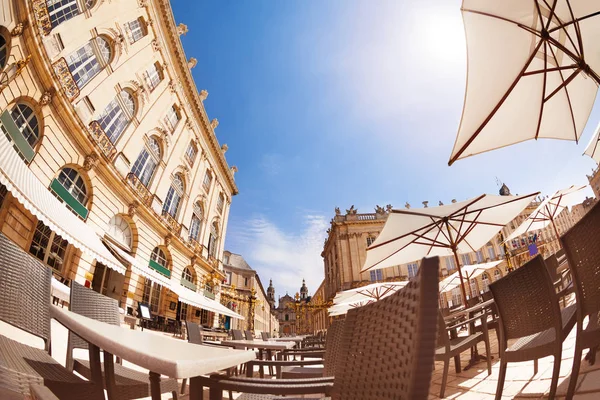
[300,279,308,301]
[267,279,276,309]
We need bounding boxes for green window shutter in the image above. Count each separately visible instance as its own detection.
[0,110,36,162]
[180,278,197,291]
[50,179,89,219]
[203,290,215,300]
[149,259,171,278]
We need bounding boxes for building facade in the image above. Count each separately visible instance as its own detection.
[220,251,279,335]
[0,0,238,327]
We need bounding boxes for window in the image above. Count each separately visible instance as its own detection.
[202,170,212,192]
[244,277,249,287]
[142,279,161,313]
[66,37,111,89]
[223,254,230,265]
[451,287,462,306]
[1,103,40,162]
[285,314,289,321]
[106,215,132,250]
[145,63,162,90]
[445,257,456,271]
[130,137,160,186]
[51,167,89,219]
[216,193,224,214]
[179,302,188,321]
[369,269,383,281]
[225,271,232,285]
[127,18,146,43]
[208,221,219,258]
[189,202,203,241]
[487,246,496,260]
[200,309,213,326]
[461,254,471,266]
[29,220,69,271]
[182,267,194,284]
[481,272,490,292]
[98,90,135,143]
[0,34,7,69]
[476,250,484,263]
[0,184,7,209]
[470,278,478,298]
[407,262,418,278]
[185,142,197,166]
[366,236,376,247]
[46,0,95,28]
[162,174,184,218]
[493,269,502,282]
[165,105,180,132]
[499,244,505,257]
[148,246,170,278]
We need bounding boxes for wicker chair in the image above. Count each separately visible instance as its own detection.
[561,201,600,399]
[489,255,576,400]
[0,233,103,400]
[196,256,440,399]
[244,330,254,340]
[66,281,180,400]
[435,307,492,397]
[260,332,270,340]
[232,329,244,340]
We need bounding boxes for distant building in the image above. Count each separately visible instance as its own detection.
[271,279,311,336]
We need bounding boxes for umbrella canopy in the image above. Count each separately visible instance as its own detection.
[438,260,502,294]
[505,185,587,241]
[449,1,600,165]
[362,192,539,304]
[332,281,409,306]
[584,121,600,163]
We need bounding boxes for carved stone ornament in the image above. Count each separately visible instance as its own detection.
[128,201,139,217]
[151,39,161,52]
[385,204,393,213]
[405,202,411,209]
[191,255,198,265]
[177,23,188,36]
[168,80,178,94]
[40,90,53,106]
[199,90,208,101]
[346,205,357,215]
[164,233,173,247]
[11,22,26,37]
[188,57,197,69]
[211,118,219,129]
[335,207,341,215]
[83,153,99,171]
[422,201,429,208]
[221,144,228,153]
[375,205,385,215]
[231,166,238,175]
[137,0,147,7]
[185,120,194,130]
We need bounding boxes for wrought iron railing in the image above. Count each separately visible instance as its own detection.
[161,210,182,237]
[52,58,80,101]
[88,121,116,159]
[32,0,52,36]
[126,173,153,207]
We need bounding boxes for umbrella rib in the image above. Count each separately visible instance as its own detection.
[522,65,577,76]
[461,9,539,36]
[367,219,441,250]
[545,0,582,59]
[426,218,446,256]
[547,43,579,141]
[535,41,548,140]
[543,68,581,103]
[448,27,538,166]
[548,11,600,34]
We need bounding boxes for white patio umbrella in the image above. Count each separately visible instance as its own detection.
[362,193,539,305]
[449,1,600,165]
[438,260,502,294]
[505,185,587,243]
[328,281,409,317]
[583,121,600,163]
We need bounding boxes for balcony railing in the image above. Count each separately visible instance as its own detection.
[52,58,80,101]
[126,173,153,207]
[161,210,182,237]
[88,121,116,159]
[32,0,52,36]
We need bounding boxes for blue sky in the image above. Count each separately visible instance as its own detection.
[172,0,600,300]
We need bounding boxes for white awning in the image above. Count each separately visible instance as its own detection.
[171,284,244,320]
[0,132,125,274]
[102,239,172,288]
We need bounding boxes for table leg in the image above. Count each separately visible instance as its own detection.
[88,344,103,386]
[190,376,203,400]
[103,351,117,400]
[149,371,161,400]
[448,328,461,373]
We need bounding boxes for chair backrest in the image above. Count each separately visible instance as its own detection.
[244,330,253,340]
[436,311,450,350]
[68,281,120,356]
[187,321,203,345]
[260,332,268,340]
[561,201,600,317]
[332,256,439,400]
[489,255,561,342]
[544,254,559,283]
[322,319,345,377]
[0,233,52,350]
[232,329,244,340]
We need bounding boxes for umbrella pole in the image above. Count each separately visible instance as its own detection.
[550,216,562,250]
[453,249,469,306]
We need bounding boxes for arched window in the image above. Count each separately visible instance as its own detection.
[216,192,225,214]
[151,247,167,268]
[208,221,219,258]
[189,202,203,242]
[1,103,40,162]
[98,90,135,143]
[470,278,478,298]
[47,0,96,28]
[0,33,7,69]
[50,167,89,219]
[481,272,490,292]
[162,174,184,218]
[202,170,212,192]
[182,267,194,283]
[66,37,111,89]
[130,137,160,186]
[126,17,148,44]
[107,215,132,250]
[493,269,502,282]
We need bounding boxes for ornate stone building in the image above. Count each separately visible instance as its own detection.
[0,0,239,327]
[220,250,279,335]
[270,279,311,336]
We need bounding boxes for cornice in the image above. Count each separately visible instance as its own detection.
[150,0,238,195]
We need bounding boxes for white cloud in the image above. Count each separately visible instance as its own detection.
[228,214,328,303]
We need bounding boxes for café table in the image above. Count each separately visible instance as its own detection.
[51,277,70,305]
[270,336,305,348]
[222,339,296,361]
[51,305,256,400]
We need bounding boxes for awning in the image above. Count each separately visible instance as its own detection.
[102,239,172,288]
[0,131,125,274]
[171,284,244,320]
